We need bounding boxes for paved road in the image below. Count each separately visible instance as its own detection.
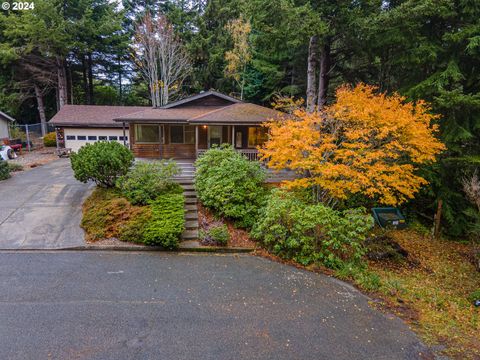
[0,252,431,359]
[0,159,92,249]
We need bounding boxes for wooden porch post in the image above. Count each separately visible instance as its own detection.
[232,125,235,148]
[195,125,199,157]
[122,122,127,147]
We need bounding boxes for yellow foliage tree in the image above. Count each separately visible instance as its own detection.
[260,84,446,205]
[224,16,252,100]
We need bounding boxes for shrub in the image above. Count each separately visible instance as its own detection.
[0,160,10,180]
[142,193,185,249]
[70,141,134,187]
[81,188,147,242]
[195,145,267,228]
[43,132,57,147]
[251,189,374,268]
[117,161,182,205]
[200,224,230,246]
[119,210,152,244]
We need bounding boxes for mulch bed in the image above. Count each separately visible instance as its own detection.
[197,203,257,248]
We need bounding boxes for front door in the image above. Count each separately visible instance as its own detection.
[208,126,222,148]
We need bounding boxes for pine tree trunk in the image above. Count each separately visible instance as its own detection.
[118,56,123,104]
[306,35,318,113]
[68,64,74,104]
[82,54,90,105]
[317,42,331,110]
[34,84,47,136]
[87,52,94,105]
[56,56,67,108]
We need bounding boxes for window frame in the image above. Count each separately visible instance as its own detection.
[134,124,162,144]
[170,125,195,145]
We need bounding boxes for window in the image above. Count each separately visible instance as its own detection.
[120,136,128,141]
[248,127,268,148]
[99,136,107,141]
[170,125,184,144]
[66,135,76,140]
[109,136,118,141]
[171,125,195,144]
[185,126,195,144]
[88,136,97,141]
[77,136,86,140]
[135,124,159,143]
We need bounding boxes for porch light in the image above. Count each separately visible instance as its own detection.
[203,125,207,129]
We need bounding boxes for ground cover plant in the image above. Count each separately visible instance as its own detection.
[195,144,267,228]
[75,146,185,249]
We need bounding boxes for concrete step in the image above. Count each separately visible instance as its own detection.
[184,204,197,211]
[184,191,197,198]
[173,177,194,184]
[180,184,195,190]
[185,197,197,204]
[182,229,199,240]
[185,212,198,220]
[185,220,199,230]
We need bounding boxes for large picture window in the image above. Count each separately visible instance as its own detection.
[248,127,268,148]
[170,125,195,144]
[135,124,160,143]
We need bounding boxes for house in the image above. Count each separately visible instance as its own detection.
[114,91,281,160]
[49,105,148,152]
[0,111,15,139]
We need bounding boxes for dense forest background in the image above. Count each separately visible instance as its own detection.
[0,0,479,238]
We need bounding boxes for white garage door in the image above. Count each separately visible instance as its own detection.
[64,128,128,152]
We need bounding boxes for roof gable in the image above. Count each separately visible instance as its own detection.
[162,91,241,109]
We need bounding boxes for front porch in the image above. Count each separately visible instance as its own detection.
[129,123,266,161]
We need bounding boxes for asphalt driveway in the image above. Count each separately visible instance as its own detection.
[0,159,92,249]
[0,252,431,360]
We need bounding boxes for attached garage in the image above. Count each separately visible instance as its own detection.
[62,127,129,152]
[48,105,148,153]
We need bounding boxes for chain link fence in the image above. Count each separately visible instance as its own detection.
[7,123,56,151]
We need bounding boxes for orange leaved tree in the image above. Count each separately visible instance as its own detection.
[260,84,446,206]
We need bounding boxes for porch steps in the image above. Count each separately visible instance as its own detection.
[177,175,199,241]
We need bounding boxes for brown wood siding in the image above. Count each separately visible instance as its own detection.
[131,143,195,159]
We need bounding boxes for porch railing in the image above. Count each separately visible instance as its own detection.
[196,148,259,161]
